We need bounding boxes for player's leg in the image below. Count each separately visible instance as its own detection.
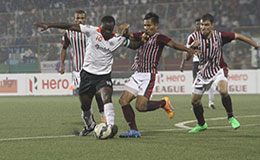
[189,93,208,133]
[118,73,141,138]
[78,70,96,136]
[72,71,81,95]
[97,76,118,138]
[189,75,207,133]
[135,95,174,119]
[208,84,216,110]
[79,93,96,136]
[94,92,106,123]
[99,86,114,126]
[119,90,140,138]
[132,72,174,117]
[119,90,137,129]
[217,80,240,129]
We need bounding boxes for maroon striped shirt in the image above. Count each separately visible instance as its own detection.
[187,30,235,79]
[131,32,171,74]
[62,30,88,72]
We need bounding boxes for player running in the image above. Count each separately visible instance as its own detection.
[118,12,196,138]
[35,16,138,138]
[188,13,259,133]
[180,18,216,110]
[59,10,106,128]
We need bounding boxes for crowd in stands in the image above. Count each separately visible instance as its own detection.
[0,0,259,69]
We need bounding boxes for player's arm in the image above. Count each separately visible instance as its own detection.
[124,32,150,50]
[234,33,259,49]
[123,39,143,50]
[167,40,197,58]
[34,22,81,32]
[59,48,67,74]
[179,53,186,72]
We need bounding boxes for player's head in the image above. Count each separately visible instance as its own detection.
[100,16,115,39]
[74,10,86,25]
[194,18,201,31]
[143,12,159,36]
[200,13,215,38]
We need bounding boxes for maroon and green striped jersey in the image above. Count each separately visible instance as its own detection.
[131,32,171,74]
[62,30,88,72]
[187,30,235,79]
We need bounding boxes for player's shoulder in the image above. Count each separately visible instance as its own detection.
[156,32,170,39]
[189,30,200,36]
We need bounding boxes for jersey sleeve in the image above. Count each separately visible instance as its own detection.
[132,32,144,41]
[61,30,70,49]
[79,24,97,34]
[157,34,171,45]
[186,33,195,48]
[221,31,235,45]
[109,36,126,52]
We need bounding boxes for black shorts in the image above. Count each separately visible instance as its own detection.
[79,70,113,96]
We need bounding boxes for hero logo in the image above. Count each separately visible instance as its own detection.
[29,77,69,93]
[29,77,38,93]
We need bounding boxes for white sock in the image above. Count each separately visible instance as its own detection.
[208,86,215,105]
[81,107,95,129]
[104,103,115,126]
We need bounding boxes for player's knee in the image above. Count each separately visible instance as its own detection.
[101,94,112,104]
[218,88,228,96]
[135,105,146,112]
[119,96,128,106]
[191,98,200,105]
[135,102,146,112]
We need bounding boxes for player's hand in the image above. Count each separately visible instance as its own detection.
[59,64,65,74]
[34,22,49,31]
[190,40,200,48]
[118,23,130,37]
[141,33,150,43]
[255,43,259,50]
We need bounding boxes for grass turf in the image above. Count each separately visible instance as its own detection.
[0,94,259,160]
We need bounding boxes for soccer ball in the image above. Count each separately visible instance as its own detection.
[93,123,112,140]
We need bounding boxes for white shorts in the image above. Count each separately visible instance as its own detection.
[72,71,81,89]
[192,68,228,95]
[124,72,156,99]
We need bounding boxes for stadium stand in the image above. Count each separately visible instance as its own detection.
[0,0,260,73]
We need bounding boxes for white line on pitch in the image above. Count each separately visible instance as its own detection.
[175,114,260,130]
[1,115,259,142]
[0,135,75,142]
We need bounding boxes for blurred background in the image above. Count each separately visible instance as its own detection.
[0,0,260,73]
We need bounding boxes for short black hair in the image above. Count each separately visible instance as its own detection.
[101,16,115,25]
[195,18,201,23]
[75,10,86,15]
[144,12,159,24]
[201,13,214,23]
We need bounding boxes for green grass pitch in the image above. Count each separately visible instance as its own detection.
[0,94,259,160]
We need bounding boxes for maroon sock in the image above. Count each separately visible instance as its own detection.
[221,94,233,119]
[192,103,205,126]
[121,104,138,130]
[145,100,166,112]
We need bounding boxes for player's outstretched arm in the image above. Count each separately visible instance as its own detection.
[123,33,149,50]
[59,48,67,74]
[167,40,197,58]
[179,53,186,72]
[34,22,81,32]
[235,33,259,49]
